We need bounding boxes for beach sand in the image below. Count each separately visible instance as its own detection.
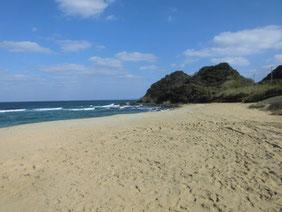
[0,103,281,212]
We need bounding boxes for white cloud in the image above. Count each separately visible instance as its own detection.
[119,74,143,79]
[263,64,276,70]
[170,62,195,69]
[106,15,117,21]
[0,69,8,74]
[274,54,282,64]
[40,60,128,77]
[44,33,62,41]
[213,25,282,52]
[0,41,52,53]
[32,27,38,32]
[116,51,157,62]
[40,64,89,74]
[96,45,105,49]
[57,40,92,52]
[139,65,158,70]
[90,56,123,68]
[170,59,199,70]
[184,25,282,58]
[263,54,282,70]
[55,0,115,18]
[4,74,35,81]
[1,72,45,84]
[184,49,213,57]
[211,57,250,66]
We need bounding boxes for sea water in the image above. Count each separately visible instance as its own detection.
[0,100,165,128]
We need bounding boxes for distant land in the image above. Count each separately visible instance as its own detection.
[139,63,282,105]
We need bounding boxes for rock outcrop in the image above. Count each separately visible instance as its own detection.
[139,71,191,104]
[139,63,252,104]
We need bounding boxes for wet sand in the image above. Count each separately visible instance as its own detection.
[0,103,281,212]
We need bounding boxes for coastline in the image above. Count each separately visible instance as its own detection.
[0,100,163,129]
[0,103,281,211]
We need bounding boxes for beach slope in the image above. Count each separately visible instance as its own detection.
[0,103,281,211]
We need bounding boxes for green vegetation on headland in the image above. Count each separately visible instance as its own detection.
[138,63,282,113]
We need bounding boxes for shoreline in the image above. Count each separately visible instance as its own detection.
[0,109,158,130]
[0,103,281,211]
[0,99,165,129]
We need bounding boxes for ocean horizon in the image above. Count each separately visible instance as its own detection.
[0,100,165,128]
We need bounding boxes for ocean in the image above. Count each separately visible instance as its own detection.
[0,100,166,128]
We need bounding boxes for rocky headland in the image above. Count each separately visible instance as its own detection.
[139,63,282,106]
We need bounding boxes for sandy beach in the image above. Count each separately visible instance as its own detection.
[0,103,281,212]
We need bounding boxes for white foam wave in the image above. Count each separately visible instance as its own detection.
[0,109,26,113]
[68,108,95,111]
[103,103,120,108]
[160,109,170,112]
[135,106,167,112]
[96,103,120,109]
[33,107,62,111]
[119,105,132,109]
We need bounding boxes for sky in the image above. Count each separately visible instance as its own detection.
[0,0,282,102]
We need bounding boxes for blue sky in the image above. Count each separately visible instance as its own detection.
[0,0,282,101]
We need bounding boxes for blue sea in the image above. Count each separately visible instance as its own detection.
[0,100,165,128]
